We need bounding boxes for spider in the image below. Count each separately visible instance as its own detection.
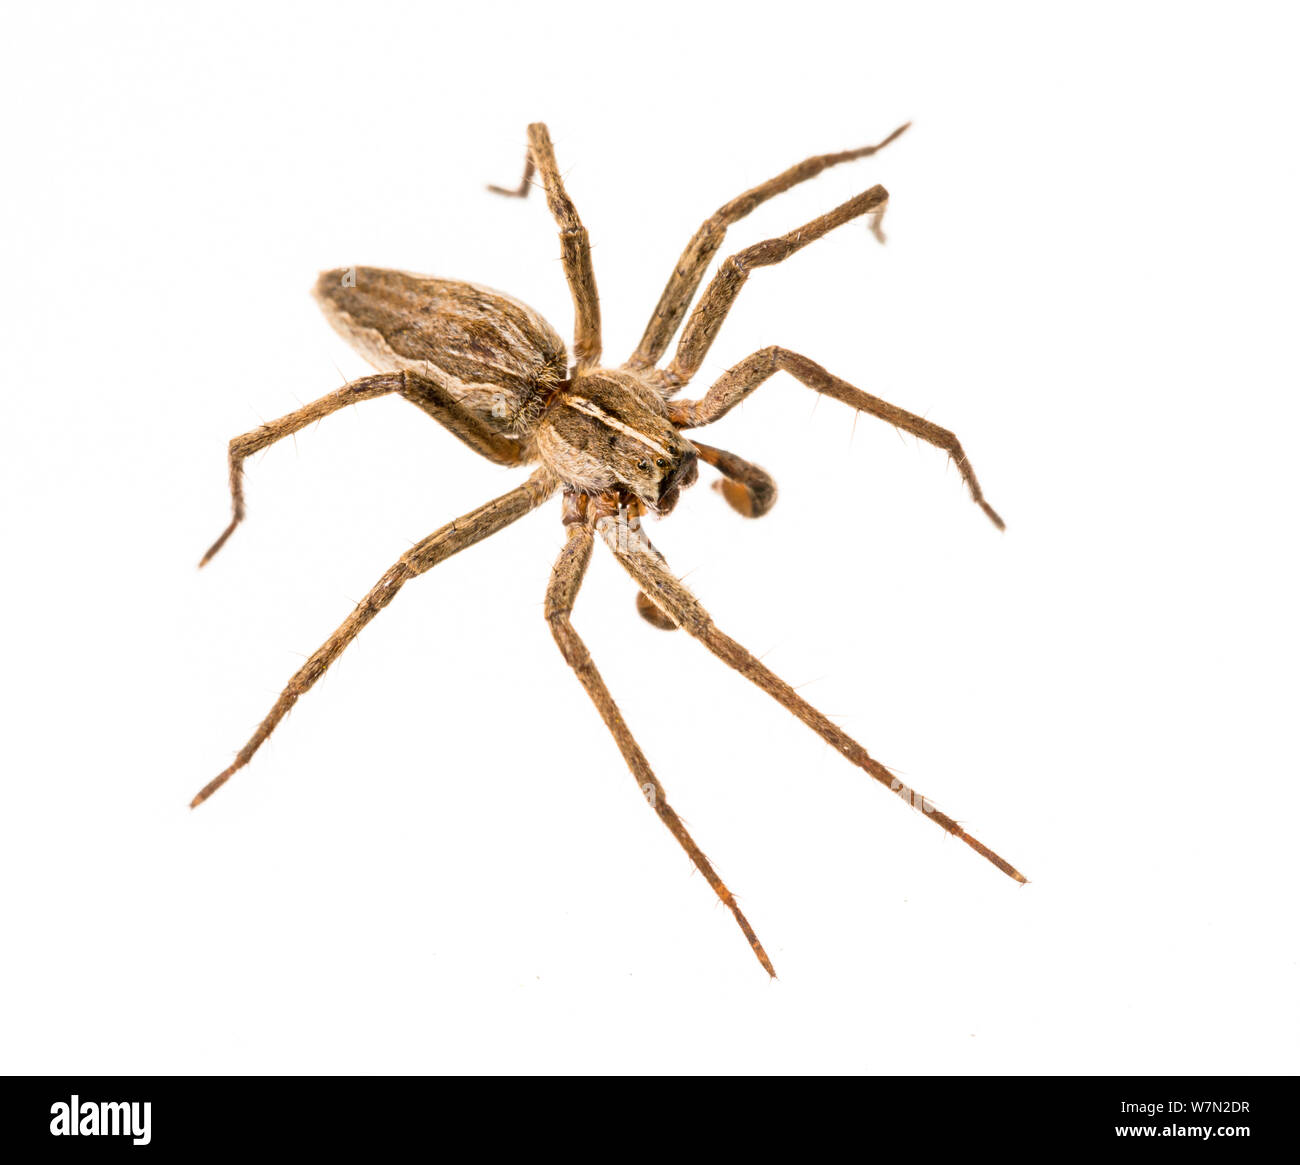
[193,122,1023,977]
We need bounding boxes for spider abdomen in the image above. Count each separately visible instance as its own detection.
[313,266,567,435]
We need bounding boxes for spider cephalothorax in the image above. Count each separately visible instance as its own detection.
[538,371,699,515]
[195,122,1021,977]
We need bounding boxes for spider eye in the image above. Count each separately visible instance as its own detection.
[655,458,668,468]
[638,460,649,471]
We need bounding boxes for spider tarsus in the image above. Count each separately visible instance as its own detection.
[190,768,234,809]
[980,500,1006,531]
[954,825,1025,883]
[879,121,912,149]
[198,522,238,568]
[993,857,1028,884]
[725,896,776,978]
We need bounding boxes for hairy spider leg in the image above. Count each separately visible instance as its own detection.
[597,504,1024,883]
[628,123,909,370]
[630,443,777,630]
[199,370,525,567]
[659,185,890,389]
[672,348,1004,529]
[546,510,776,976]
[489,123,602,370]
[191,472,554,806]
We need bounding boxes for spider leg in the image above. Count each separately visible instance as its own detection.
[547,508,776,977]
[671,348,1004,530]
[604,499,690,633]
[692,440,778,519]
[191,471,554,807]
[595,506,1025,884]
[631,442,776,629]
[489,124,602,370]
[629,445,774,631]
[658,186,890,390]
[199,370,525,567]
[627,123,909,371]
[201,372,400,566]
[485,141,535,198]
[398,370,528,466]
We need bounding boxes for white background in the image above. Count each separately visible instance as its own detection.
[2,1,1296,1075]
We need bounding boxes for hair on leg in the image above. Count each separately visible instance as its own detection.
[546,502,775,976]
[191,472,554,807]
[672,348,1004,529]
[628,123,909,371]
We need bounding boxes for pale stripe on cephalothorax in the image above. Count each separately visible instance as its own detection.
[565,396,672,459]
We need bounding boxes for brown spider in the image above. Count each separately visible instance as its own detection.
[193,122,1022,977]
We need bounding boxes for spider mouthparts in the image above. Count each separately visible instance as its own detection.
[654,450,698,515]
